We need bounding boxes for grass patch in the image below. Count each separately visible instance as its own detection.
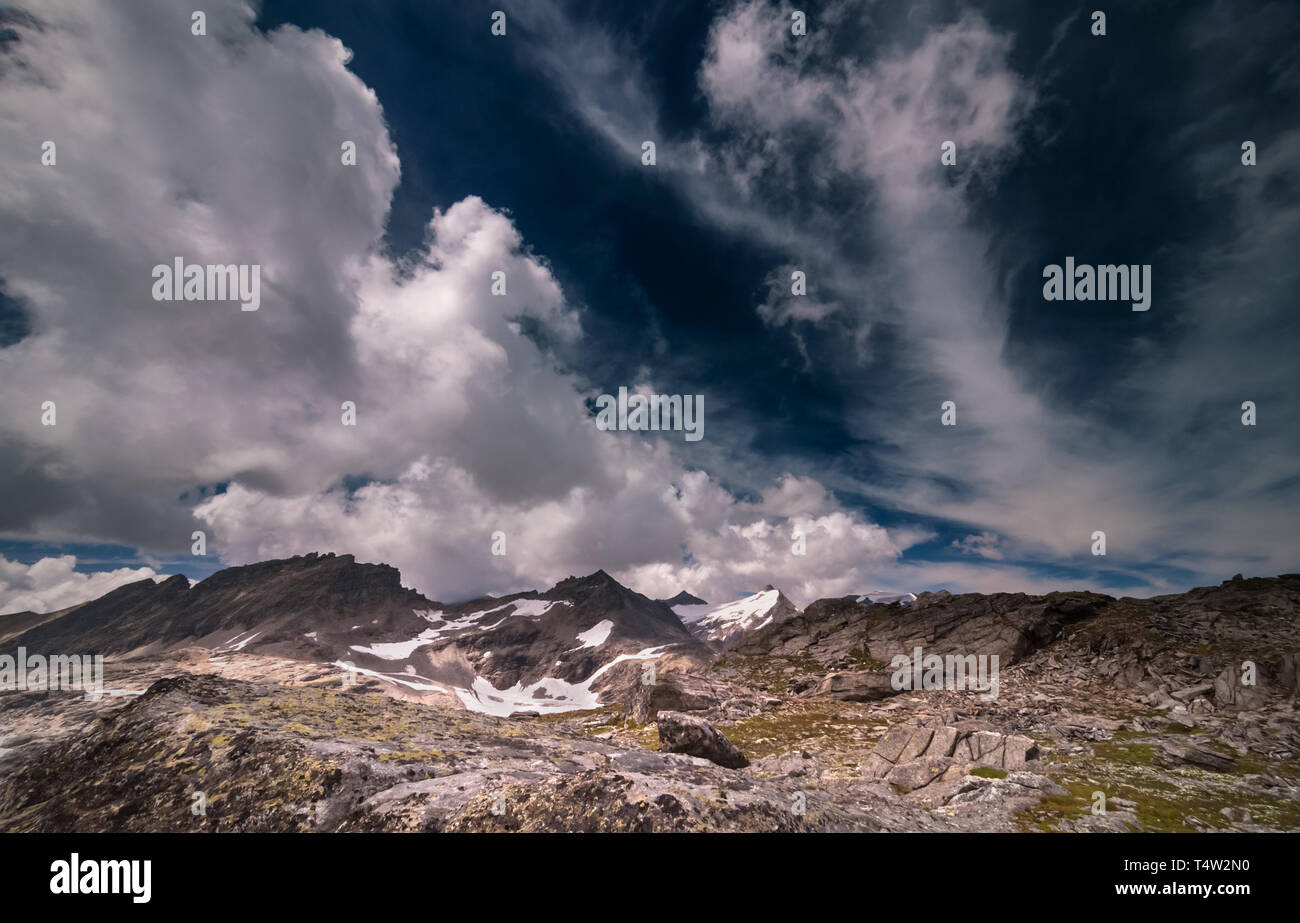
[717,702,882,760]
[715,654,823,694]
[1015,734,1300,832]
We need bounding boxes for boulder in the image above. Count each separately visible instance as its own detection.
[812,671,899,702]
[624,676,713,724]
[1214,665,1267,709]
[1157,740,1236,773]
[1170,683,1214,702]
[886,757,958,791]
[873,725,914,763]
[896,728,935,763]
[862,722,1039,782]
[1001,736,1038,771]
[656,712,749,769]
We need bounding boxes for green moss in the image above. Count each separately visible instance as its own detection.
[845,644,889,671]
[535,705,620,725]
[1014,729,1300,833]
[630,725,660,749]
[376,748,445,763]
[715,654,824,694]
[717,702,881,759]
[1015,779,1105,832]
[969,766,1006,779]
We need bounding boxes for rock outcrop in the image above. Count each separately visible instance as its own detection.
[656,711,750,769]
[733,590,1109,671]
[861,721,1040,788]
[812,671,899,701]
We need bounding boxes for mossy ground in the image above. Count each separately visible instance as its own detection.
[1016,730,1300,832]
[719,700,885,762]
[714,654,824,695]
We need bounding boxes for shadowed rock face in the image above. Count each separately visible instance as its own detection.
[660,591,707,607]
[436,569,710,692]
[732,590,1111,668]
[5,553,432,659]
[0,605,81,645]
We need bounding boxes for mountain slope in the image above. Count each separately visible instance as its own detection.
[6,555,710,717]
[731,588,1110,668]
[7,553,434,658]
[674,586,800,648]
[390,569,711,714]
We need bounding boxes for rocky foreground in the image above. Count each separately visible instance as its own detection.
[1,572,1298,832]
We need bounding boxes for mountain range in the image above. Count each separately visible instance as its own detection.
[1,554,1298,833]
[3,554,724,716]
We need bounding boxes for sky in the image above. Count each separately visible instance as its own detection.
[0,0,1297,614]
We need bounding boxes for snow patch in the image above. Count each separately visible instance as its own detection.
[330,660,453,694]
[349,627,439,660]
[671,602,713,625]
[571,619,613,650]
[213,630,261,653]
[455,645,673,717]
[485,598,568,618]
[695,589,780,637]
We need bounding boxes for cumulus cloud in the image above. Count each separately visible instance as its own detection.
[0,0,401,547]
[0,555,161,615]
[0,0,917,608]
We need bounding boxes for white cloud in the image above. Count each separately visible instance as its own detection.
[0,0,919,608]
[0,555,160,615]
[951,531,1004,561]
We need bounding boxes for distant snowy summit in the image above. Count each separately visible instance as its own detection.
[666,585,801,648]
[842,592,918,606]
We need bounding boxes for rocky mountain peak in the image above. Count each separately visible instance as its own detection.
[549,569,640,605]
[683,585,802,649]
[662,590,708,607]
